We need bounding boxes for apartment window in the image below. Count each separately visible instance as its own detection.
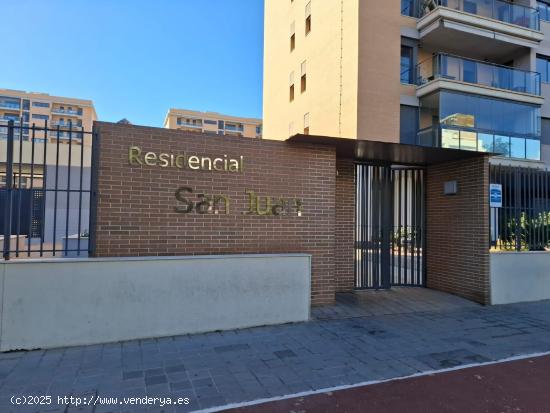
[204,119,216,125]
[289,71,295,102]
[218,120,224,129]
[400,45,414,84]
[301,61,307,93]
[0,97,20,109]
[256,125,262,135]
[32,101,50,108]
[305,2,311,35]
[537,55,550,83]
[32,114,49,120]
[304,113,310,135]
[290,22,296,52]
[22,100,30,111]
[542,118,550,145]
[401,0,415,17]
[463,0,477,14]
[400,105,419,145]
[538,1,550,21]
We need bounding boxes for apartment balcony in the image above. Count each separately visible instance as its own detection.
[225,124,244,132]
[417,0,543,59]
[416,53,544,105]
[177,121,202,129]
[0,116,22,123]
[51,122,83,129]
[48,130,84,139]
[51,108,83,116]
[0,102,20,110]
[417,125,541,160]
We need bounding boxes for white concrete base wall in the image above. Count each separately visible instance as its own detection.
[0,254,311,351]
[491,252,550,305]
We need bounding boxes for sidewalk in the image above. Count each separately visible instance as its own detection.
[225,354,550,412]
[1,297,550,412]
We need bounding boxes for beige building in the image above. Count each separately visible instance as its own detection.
[263,0,550,166]
[164,108,262,139]
[0,89,96,146]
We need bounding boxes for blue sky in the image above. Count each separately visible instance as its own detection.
[0,0,264,127]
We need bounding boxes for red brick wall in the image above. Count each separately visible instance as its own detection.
[426,157,490,304]
[335,159,355,292]
[92,122,337,305]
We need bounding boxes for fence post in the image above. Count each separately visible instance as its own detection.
[88,124,100,257]
[514,168,522,251]
[3,121,15,260]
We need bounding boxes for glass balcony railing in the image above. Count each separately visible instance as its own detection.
[51,108,82,116]
[0,101,20,110]
[416,53,542,96]
[177,121,202,128]
[417,125,541,160]
[225,124,244,132]
[51,122,83,129]
[0,116,21,123]
[49,130,84,139]
[418,0,540,30]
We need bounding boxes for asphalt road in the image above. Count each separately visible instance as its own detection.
[224,354,550,413]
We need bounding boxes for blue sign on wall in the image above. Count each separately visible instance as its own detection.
[490,184,502,208]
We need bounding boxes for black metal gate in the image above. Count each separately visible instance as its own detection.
[1,119,94,259]
[490,164,550,251]
[355,164,426,289]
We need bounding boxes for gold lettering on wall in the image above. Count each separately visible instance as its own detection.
[175,188,303,217]
[128,146,244,173]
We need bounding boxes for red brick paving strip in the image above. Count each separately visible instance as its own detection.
[224,355,550,413]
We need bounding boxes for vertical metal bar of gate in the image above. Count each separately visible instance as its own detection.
[2,121,15,260]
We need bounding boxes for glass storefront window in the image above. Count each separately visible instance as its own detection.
[441,128,460,149]
[478,133,494,152]
[526,139,541,160]
[510,137,526,159]
[494,135,511,157]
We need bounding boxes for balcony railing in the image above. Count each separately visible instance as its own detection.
[0,117,21,123]
[418,0,540,31]
[51,108,82,116]
[177,121,202,128]
[0,102,20,110]
[225,124,244,132]
[416,53,541,96]
[49,130,84,139]
[51,122,83,129]
[417,125,541,160]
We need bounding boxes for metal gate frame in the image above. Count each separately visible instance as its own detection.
[354,163,426,289]
[1,119,95,259]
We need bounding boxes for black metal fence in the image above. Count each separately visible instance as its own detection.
[1,120,95,259]
[490,164,550,251]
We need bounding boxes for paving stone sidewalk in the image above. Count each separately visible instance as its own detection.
[3,297,550,413]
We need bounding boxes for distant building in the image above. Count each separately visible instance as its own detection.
[0,88,97,145]
[0,89,97,248]
[164,108,262,139]
[117,118,131,125]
